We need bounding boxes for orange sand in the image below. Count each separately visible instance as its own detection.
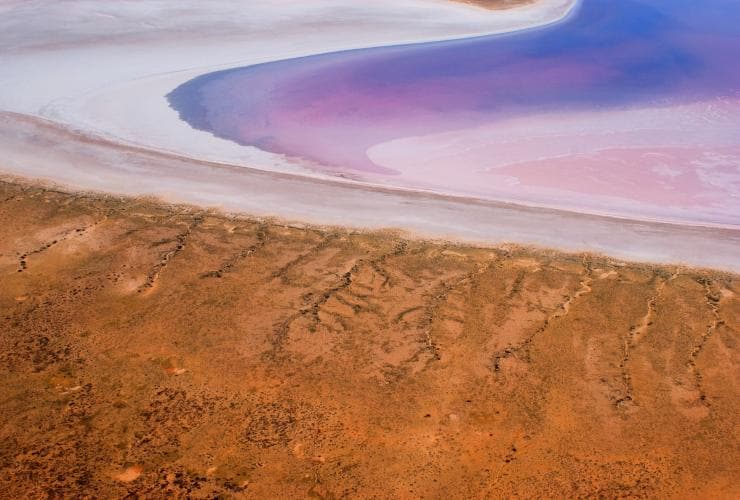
[1,181,738,497]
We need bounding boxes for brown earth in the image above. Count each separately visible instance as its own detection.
[0,179,738,498]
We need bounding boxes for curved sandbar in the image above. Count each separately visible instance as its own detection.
[2,112,738,272]
[0,0,575,176]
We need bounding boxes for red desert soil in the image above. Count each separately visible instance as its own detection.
[0,179,738,497]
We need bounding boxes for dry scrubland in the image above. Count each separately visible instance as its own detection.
[0,180,738,497]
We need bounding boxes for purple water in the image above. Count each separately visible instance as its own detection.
[168,0,740,225]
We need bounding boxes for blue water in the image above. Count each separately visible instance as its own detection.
[168,0,740,172]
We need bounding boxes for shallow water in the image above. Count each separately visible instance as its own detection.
[168,0,740,225]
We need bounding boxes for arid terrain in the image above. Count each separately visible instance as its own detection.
[0,179,738,498]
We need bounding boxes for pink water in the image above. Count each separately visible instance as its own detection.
[169,0,740,226]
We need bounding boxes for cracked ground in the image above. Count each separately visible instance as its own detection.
[0,180,738,498]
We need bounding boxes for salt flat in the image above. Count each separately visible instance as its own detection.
[0,0,574,174]
[0,0,738,271]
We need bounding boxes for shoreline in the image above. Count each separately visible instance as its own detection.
[6,176,739,278]
[2,152,738,274]
[1,109,737,272]
[3,110,738,233]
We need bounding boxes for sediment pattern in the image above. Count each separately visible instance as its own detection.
[0,181,738,498]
